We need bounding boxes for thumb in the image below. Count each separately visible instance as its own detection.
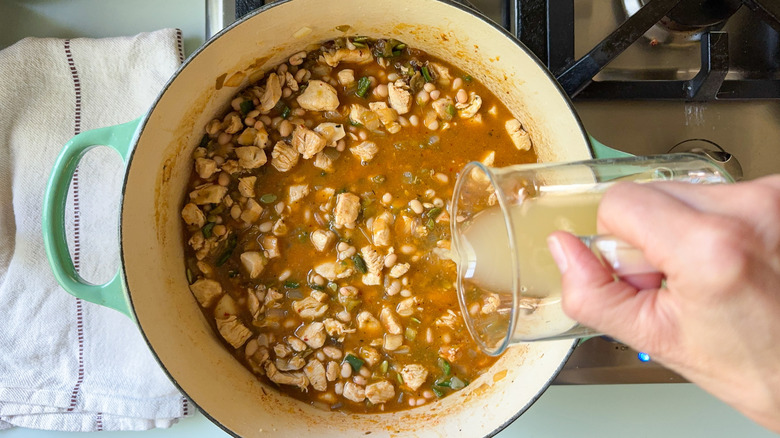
[547,231,650,337]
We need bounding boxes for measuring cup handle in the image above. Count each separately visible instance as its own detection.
[580,235,658,276]
[41,118,141,319]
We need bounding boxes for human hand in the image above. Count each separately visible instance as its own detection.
[546,176,780,433]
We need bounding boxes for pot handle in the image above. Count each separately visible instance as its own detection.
[42,118,142,319]
[589,135,634,159]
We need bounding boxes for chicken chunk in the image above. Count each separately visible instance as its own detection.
[360,347,381,366]
[337,68,355,86]
[322,47,373,67]
[326,361,339,381]
[238,176,256,198]
[298,321,327,349]
[387,80,412,114]
[189,184,228,205]
[284,71,299,92]
[287,336,308,352]
[216,315,253,348]
[262,235,280,259]
[296,80,340,111]
[388,263,410,278]
[272,217,289,236]
[181,203,206,227]
[349,104,382,131]
[195,157,217,179]
[265,362,309,391]
[189,278,224,307]
[223,112,243,134]
[259,72,282,112]
[313,122,346,146]
[356,311,382,333]
[400,364,429,391]
[481,292,501,314]
[456,92,482,119]
[240,198,263,223]
[271,141,300,172]
[379,307,403,335]
[312,151,335,172]
[383,333,404,351]
[274,343,292,358]
[350,141,379,163]
[288,184,310,203]
[333,192,360,228]
[292,125,327,159]
[264,288,284,307]
[310,229,336,252]
[276,355,306,371]
[314,261,354,281]
[342,382,366,403]
[323,318,355,337]
[254,125,272,148]
[304,359,328,391]
[240,251,266,279]
[368,101,401,134]
[371,212,393,247]
[365,381,395,405]
[431,97,456,121]
[505,119,532,151]
[292,295,329,319]
[236,146,267,169]
[361,246,383,276]
[396,297,418,317]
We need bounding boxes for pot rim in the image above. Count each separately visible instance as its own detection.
[119,0,583,436]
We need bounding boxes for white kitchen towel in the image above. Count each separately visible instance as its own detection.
[0,29,194,432]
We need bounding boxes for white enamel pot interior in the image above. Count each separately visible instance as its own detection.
[121,0,592,436]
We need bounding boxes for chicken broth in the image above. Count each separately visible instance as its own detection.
[181,36,536,413]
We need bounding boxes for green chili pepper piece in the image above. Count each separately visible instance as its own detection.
[309,284,325,291]
[216,234,237,267]
[380,360,389,374]
[426,218,435,230]
[260,193,277,204]
[344,354,364,373]
[463,75,473,82]
[239,100,255,116]
[421,66,433,83]
[352,254,368,274]
[431,386,444,398]
[356,76,371,98]
[284,281,300,289]
[201,222,216,239]
[438,357,451,376]
[427,207,442,219]
[446,104,457,117]
[199,134,210,148]
[281,105,291,119]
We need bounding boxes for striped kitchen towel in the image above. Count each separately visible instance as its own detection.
[0,29,194,431]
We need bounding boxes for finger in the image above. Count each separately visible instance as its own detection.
[596,182,707,275]
[547,231,657,337]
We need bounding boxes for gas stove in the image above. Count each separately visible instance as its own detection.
[215,0,780,385]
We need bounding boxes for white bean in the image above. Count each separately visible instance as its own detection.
[316,350,326,362]
[429,90,441,100]
[409,199,424,214]
[384,253,398,268]
[427,120,439,131]
[423,82,436,93]
[452,77,464,90]
[401,245,416,255]
[400,289,412,297]
[382,193,393,205]
[359,367,371,378]
[409,115,420,127]
[279,269,292,281]
[433,197,445,208]
[457,88,469,104]
[341,362,353,378]
[259,221,273,233]
[353,375,367,386]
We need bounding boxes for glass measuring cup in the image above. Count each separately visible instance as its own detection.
[450,153,734,356]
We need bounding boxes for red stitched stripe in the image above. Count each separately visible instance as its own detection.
[175,29,184,63]
[64,39,85,413]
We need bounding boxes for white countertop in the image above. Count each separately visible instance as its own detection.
[0,1,775,437]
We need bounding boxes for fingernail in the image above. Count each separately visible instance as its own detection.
[547,235,568,274]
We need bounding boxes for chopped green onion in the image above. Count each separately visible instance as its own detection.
[431,386,444,398]
[344,354,364,373]
[427,207,442,219]
[404,327,417,341]
[309,284,325,291]
[185,268,194,285]
[396,373,404,385]
[410,317,422,325]
[446,104,457,117]
[353,35,369,42]
[356,76,371,97]
[438,357,451,376]
[199,134,210,148]
[216,233,237,267]
[449,376,466,390]
[260,193,277,204]
[201,222,216,238]
[284,281,300,289]
[421,66,433,83]
[426,218,435,230]
[352,40,367,48]
[394,43,407,50]
[239,100,255,116]
[380,360,389,374]
[352,254,368,274]
[280,105,291,119]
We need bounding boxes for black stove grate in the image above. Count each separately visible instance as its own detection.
[513,0,780,100]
